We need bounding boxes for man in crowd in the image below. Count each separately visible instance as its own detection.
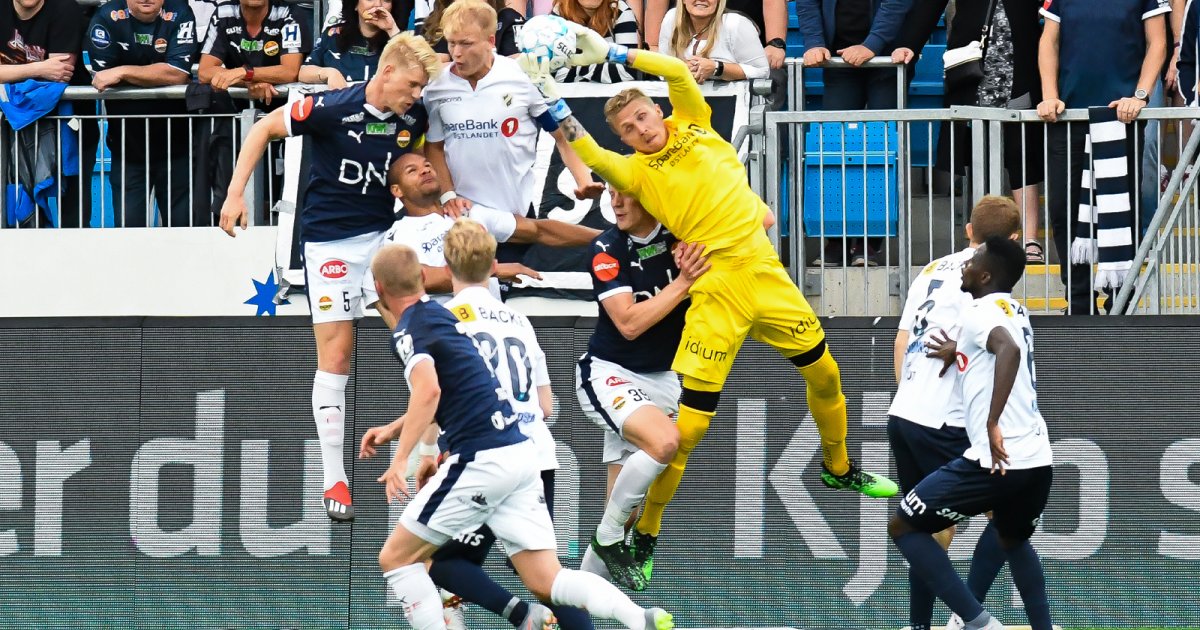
[199,0,309,106]
[1037,0,1169,313]
[87,0,202,227]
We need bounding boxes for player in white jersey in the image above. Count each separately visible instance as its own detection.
[422,0,602,226]
[889,237,1055,630]
[382,152,600,303]
[360,243,674,630]
[888,196,1021,630]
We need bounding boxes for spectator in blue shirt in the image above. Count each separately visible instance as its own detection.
[796,0,914,266]
[88,0,203,227]
[299,0,402,88]
[1037,0,1169,313]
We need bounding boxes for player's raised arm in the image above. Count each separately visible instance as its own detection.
[516,54,637,192]
[568,23,710,124]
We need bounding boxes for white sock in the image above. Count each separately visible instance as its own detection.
[313,371,349,492]
[580,544,611,579]
[596,450,666,546]
[550,568,645,630]
[384,564,447,630]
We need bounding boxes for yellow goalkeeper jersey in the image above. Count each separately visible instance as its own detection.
[568,52,772,261]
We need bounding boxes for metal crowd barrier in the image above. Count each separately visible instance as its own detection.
[1,85,295,230]
[749,57,1200,316]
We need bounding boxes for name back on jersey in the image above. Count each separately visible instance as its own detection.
[889,247,975,429]
[587,225,687,373]
[956,293,1052,470]
[287,83,427,243]
[391,297,525,456]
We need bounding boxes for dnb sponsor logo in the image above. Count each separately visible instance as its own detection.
[320,260,349,279]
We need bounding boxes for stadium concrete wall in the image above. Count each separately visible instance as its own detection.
[1,316,1197,629]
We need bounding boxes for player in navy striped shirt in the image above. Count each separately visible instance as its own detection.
[219,33,441,523]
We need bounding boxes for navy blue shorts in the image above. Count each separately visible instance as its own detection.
[888,414,970,493]
[897,457,1053,541]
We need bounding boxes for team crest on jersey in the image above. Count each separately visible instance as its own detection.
[154,38,168,53]
[452,304,477,322]
[264,40,280,56]
[502,93,513,107]
[110,9,127,20]
[605,376,630,387]
[612,396,626,410]
[91,25,110,49]
[995,299,1013,317]
[318,296,333,311]
[592,252,619,282]
[397,130,412,148]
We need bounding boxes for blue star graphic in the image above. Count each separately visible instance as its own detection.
[244,270,289,317]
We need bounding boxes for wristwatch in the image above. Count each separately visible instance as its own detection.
[714,60,725,79]
[766,37,786,49]
[243,63,255,82]
[1134,88,1149,102]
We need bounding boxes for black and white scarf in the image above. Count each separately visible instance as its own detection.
[1072,107,1135,291]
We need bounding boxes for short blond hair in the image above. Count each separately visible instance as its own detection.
[380,32,442,83]
[604,88,654,128]
[372,244,425,298]
[444,218,497,284]
[441,0,497,39]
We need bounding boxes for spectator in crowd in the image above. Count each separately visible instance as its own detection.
[300,0,402,87]
[797,0,914,266]
[939,0,1045,262]
[418,0,523,57]
[642,0,788,71]
[658,0,769,83]
[0,0,98,228]
[552,0,640,83]
[199,0,310,106]
[1037,0,1169,313]
[1138,0,1185,235]
[87,0,203,228]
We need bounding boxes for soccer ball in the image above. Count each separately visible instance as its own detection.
[517,14,577,73]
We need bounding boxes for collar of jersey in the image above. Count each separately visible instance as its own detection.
[628,223,663,245]
[363,102,393,120]
[455,285,495,302]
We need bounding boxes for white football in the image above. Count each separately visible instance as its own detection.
[517,14,577,72]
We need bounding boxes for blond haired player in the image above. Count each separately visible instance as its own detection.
[219,34,441,522]
[517,27,898,578]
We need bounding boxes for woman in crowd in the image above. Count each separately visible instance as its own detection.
[657,0,767,83]
[940,0,1045,261]
[553,0,641,82]
[419,0,523,57]
[300,0,403,87]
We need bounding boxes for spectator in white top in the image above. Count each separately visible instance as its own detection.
[553,0,641,82]
[658,0,768,83]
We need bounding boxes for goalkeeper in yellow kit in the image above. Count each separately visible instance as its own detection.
[518,25,899,584]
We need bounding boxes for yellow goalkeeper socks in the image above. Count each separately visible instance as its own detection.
[635,403,713,536]
[797,347,850,476]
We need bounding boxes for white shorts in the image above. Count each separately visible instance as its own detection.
[576,354,680,464]
[401,440,556,555]
[304,231,387,324]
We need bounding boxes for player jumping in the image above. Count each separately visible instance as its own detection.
[519,25,898,577]
[219,34,440,522]
[577,186,708,591]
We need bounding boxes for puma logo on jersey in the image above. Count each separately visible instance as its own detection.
[347,130,364,143]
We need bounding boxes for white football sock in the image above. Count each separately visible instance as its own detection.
[595,450,666,546]
[384,564,447,630]
[313,371,349,492]
[550,568,645,629]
